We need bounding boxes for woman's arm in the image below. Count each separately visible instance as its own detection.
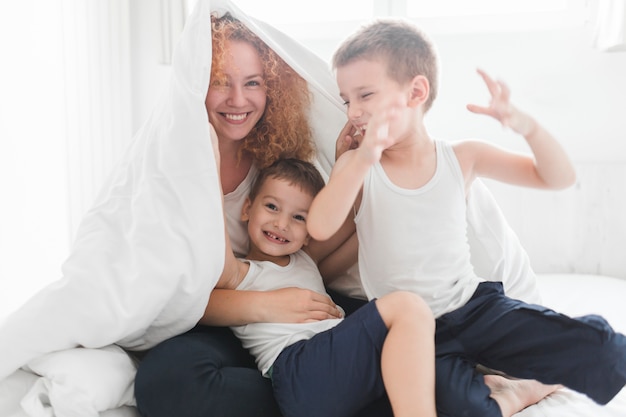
[199,288,343,326]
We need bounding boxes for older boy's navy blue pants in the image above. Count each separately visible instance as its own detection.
[435,281,626,417]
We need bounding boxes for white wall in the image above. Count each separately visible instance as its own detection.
[129,0,174,133]
[128,4,626,278]
[1,1,71,314]
[427,28,626,277]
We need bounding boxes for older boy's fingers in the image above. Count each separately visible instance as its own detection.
[497,80,511,102]
[476,68,498,95]
[466,103,492,116]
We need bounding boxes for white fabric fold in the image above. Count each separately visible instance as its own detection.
[0,0,222,380]
[592,0,626,52]
[20,345,136,417]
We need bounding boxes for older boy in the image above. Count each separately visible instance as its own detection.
[308,18,626,417]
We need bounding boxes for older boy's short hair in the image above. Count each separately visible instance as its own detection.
[248,159,326,202]
[332,19,439,112]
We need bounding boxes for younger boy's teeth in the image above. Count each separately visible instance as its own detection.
[266,231,286,242]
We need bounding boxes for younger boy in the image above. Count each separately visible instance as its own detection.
[215,158,437,417]
[307,19,626,417]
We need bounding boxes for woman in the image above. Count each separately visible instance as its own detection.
[135,13,348,417]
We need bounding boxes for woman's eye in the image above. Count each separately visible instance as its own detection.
[246,79,264,88]
[210,80,230,90]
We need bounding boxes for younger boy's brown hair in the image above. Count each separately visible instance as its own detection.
[248,158,325,203]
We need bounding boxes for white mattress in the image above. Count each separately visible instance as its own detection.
[1,273,625,417]
[517,273,626,416]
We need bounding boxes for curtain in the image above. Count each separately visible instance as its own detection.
[592,0,626,52]
[0,0,133,316]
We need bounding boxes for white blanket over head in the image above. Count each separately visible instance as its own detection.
[0,0,538,383]
[0,0,225,379]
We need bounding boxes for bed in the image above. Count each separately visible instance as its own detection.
[0,0,624,416]
[1,273,624,417]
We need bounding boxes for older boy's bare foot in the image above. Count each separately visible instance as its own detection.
[484,374,561,417]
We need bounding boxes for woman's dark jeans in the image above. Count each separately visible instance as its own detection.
[134,291,393,417]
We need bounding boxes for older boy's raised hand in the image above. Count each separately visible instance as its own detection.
[356,104,398,165]
[466,68,536,137]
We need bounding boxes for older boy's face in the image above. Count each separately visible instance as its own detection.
[336,59,408,136]
[242,177,313,261]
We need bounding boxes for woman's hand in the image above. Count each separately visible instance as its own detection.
[335,120,361,161]
[200,287,343,326]
[263,288,343,323]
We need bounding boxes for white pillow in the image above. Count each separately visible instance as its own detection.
[20,345,136,417]
[466,180,541,304]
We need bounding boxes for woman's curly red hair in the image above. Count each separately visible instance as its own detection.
[210,13,315,168]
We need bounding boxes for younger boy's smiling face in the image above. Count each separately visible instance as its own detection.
[242,176,313,263]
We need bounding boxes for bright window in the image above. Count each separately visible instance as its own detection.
[407,0,570,17]
[233,0,374,23]
[230,0,588,39]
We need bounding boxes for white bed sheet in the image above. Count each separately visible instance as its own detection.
[1,273,624,417]
[516,273,626,416]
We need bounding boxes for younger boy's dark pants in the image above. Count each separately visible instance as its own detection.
[134,292,393,417]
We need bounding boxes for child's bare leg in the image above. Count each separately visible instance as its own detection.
[375,291,437,417]
[484,374,561,417]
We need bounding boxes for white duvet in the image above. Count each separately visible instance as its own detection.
[2,0,623,416]
[1,274,624,417]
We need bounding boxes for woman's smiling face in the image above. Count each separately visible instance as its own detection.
[205,40,267,145]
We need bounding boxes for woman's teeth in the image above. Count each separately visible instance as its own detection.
[225,113,247,121]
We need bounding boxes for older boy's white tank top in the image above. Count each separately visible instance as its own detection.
[355,140,482,318]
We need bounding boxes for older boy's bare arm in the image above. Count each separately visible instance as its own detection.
[465,69,576,190]
[512,110,576,189]
[308,152,368,241]
[318,233,358,286]
[306,207,356,261]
